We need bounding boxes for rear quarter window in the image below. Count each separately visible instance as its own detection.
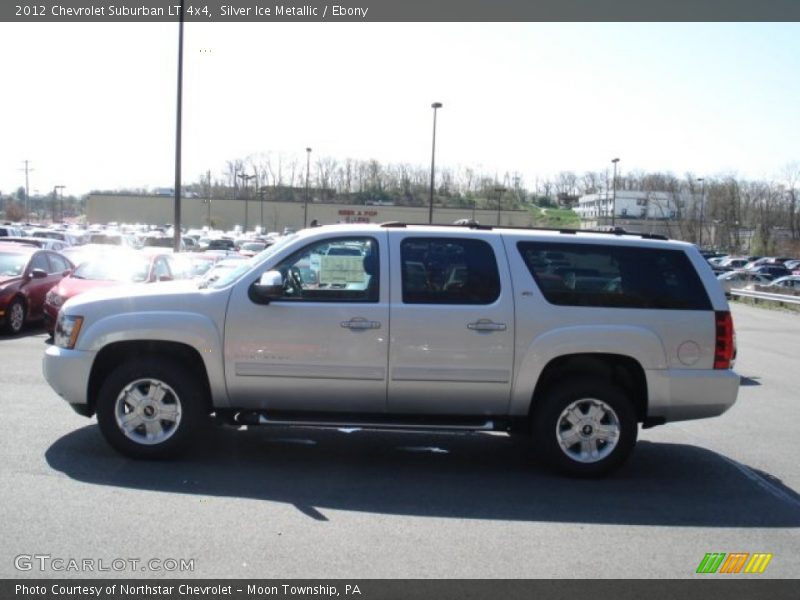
[517,241,711,310]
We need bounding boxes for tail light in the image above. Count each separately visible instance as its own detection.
[714,311,736,369]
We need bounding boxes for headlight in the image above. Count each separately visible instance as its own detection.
[46,289,65,308]
[54,314,84,349]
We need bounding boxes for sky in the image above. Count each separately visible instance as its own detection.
[1,22,799,197]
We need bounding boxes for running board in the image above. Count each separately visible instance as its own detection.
[226,410,500,433]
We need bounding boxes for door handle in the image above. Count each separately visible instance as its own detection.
[467,319,507,332]
[341,318,381,330]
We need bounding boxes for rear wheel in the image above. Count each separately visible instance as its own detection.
[3,298,25,335]
[96,358,207,459]
[533,380,637,477]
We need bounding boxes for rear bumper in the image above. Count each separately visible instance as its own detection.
[647,368,740,422]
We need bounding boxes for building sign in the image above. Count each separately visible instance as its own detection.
[338,209,378,223]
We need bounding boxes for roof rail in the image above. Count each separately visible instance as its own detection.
[379,221,407,228]
[378,221,668,240]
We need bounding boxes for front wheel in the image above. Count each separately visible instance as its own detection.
[3,297,25,335]
[96,358,207,459]
[532,380,637,477]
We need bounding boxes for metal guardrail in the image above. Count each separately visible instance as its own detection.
[731,289,800,305]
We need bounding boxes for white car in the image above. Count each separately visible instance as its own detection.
[717,270,771,296]
[767,275,800,291]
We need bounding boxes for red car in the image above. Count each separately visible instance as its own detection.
[0,243,74,335]
[43,250,191,333]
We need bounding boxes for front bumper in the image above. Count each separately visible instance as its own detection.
[43,345,96,413]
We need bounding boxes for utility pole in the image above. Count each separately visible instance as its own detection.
[19,160,33,222]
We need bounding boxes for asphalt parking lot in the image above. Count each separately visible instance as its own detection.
[1,302,798,579]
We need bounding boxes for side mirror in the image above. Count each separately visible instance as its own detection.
[28,268,48,280]
[249,270,284,304]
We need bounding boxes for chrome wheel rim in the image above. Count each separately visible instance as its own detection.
[114,378,182,446]
[556,398,620,464]
[9,302,24,332]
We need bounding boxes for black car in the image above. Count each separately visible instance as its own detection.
[750,265,790,280]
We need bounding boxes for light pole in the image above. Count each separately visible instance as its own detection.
[203,170,212,227]
[495,186,506,226]
[51,187,58,223]
[55,185,65,222]
[304,147,311,228]
[173,0,185,252]
[237,172,254,233]
[428,102,442,224]
[611,158,620,227]
[697,177,706,247]
[259,186,267,233]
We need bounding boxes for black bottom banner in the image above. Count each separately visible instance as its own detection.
[3,580,798,600]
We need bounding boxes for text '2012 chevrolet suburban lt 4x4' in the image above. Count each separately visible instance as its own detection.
[43,223,739,476]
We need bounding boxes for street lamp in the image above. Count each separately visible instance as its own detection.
[611,158,620,227]
[304,147,312,228]
[173,0,185,253]
[495,186,506,226]
[429,102,442,224]
[259,186,268,233]
[50,187,58,223]
[237,172,255,233]
[697,177,706,248]
[54,185,65,222]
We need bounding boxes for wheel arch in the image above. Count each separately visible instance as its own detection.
[529,353,648,424]
[87,340,213,416]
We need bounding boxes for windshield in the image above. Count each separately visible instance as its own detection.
[203,234,297,289]
[142,237,173,248]
[73,255,150,282]
[88,234,123,245]
[241,242,267,252]
[0,252,27,278]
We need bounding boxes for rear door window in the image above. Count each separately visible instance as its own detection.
[400,237,500,305]
[47,253,71,273]
[517,241,711,310]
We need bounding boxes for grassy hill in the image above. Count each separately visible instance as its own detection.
[528,205,580,228]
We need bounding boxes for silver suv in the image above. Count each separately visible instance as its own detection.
[43,223,738,476]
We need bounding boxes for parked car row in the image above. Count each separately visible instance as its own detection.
[706,252,800,297]
[1,221,281,256]
[0,234,265,335]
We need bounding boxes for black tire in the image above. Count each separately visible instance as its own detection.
[532,380,637,477]
[95,357,207,459]
[3,297,25,335]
